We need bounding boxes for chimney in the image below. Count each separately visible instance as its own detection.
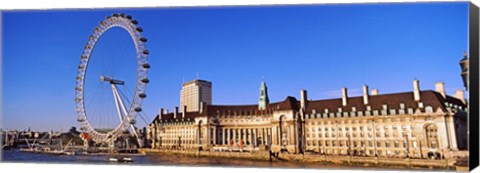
[159,108,164,119]
[199,101,204,114]
[300,90,308,111]
[435,82,446,98]
[371,89,379,96]
[363,85,369,105]
[174,106,178,119]
[342,87,348,106]
[454,90,466,104]
[413,79,421,101]
[182,105,186,118]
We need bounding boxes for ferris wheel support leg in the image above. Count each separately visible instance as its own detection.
[111,84,125,122]
[111,84,144,148]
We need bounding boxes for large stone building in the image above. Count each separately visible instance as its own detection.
[147,79,468,159]
[180,79,212,112]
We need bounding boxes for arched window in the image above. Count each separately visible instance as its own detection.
[425,124,438,149]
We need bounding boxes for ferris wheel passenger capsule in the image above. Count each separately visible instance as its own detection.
[139,37,147,42]
[139,93,147,98]
[142,50,149,55]
[141,78,150,84]
[129,119,137,125]
[131,20,138,25]
[134,107,142,112]
[136,27,143,32]
[126,15,132,19]
[142,63,150,69]
[77,117,86,122]
[112,13,119,17]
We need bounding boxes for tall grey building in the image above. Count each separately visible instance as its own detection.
[180,79,212,112]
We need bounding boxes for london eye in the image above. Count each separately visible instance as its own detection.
[74,13,150,147]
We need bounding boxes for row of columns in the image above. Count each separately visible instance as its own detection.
[216,127,272,146]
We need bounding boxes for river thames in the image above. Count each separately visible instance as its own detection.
[1,149,451,172]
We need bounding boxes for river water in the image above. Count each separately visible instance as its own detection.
[0,149,443,171]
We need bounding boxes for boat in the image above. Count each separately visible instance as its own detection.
[108,157,133,163]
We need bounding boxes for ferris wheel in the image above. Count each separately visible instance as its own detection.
[75,13,150,147]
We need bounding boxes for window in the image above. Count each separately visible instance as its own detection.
[385,141,390,147]
[425,106,433,113]
[425,124,438,148]
[394,141,399,148]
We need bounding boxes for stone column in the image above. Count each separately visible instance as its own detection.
[213,127,217,145]
[290,125,295,145]
[245,129,252,145]
[253,128,258,146]
[233,129,237,144]
[263,128,266,145]
[243,129,247,144]
[268,128,272,146]
[250,129,255,146]
[272,126,277,145]
[222,128,226,145]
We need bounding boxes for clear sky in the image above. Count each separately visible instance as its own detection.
[1,2,469,131]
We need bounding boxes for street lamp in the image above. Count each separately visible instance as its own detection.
[459,51,469,91]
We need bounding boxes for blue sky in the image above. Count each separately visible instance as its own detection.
[2,2,469,131]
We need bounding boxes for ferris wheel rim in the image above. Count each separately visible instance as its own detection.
[75,13,150,144]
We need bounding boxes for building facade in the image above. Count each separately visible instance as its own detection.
[148,79,468,159]
[180,79,212,112]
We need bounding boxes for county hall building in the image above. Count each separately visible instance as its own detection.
[147,78,468,160]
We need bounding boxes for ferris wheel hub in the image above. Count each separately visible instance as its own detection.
[100,75,125,85]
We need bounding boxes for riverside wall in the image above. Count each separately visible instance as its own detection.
[138,148,467,171]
